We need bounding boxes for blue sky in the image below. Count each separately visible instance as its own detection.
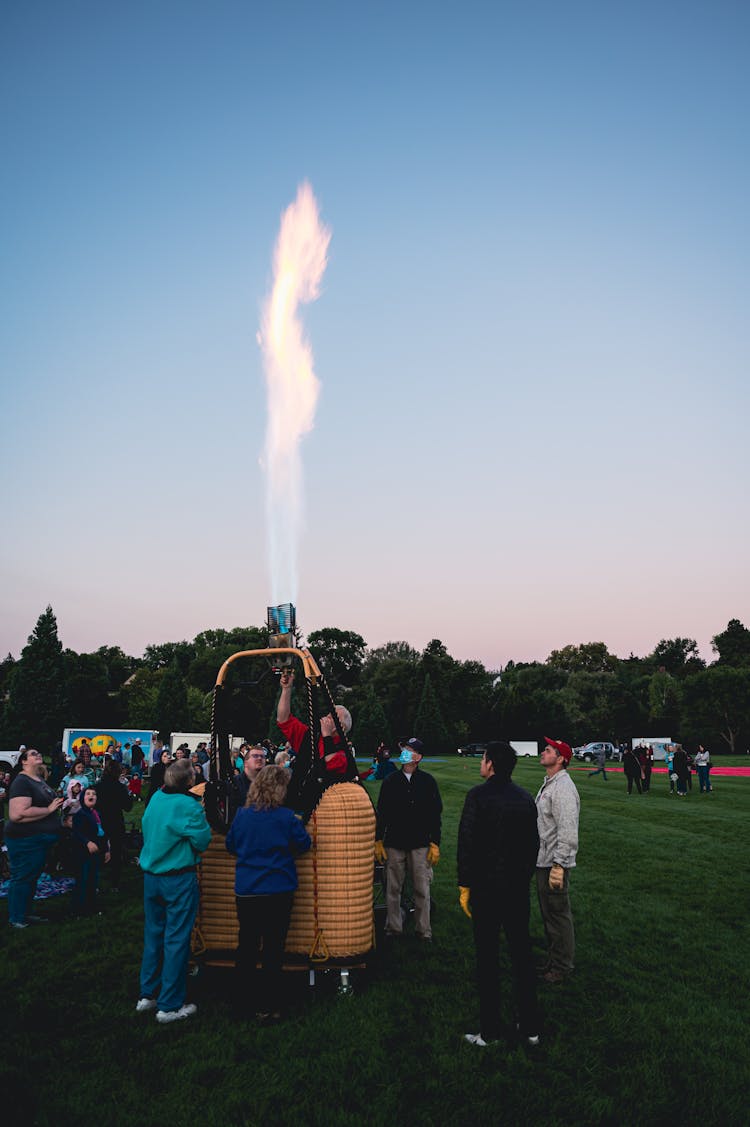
[1,1,748,669]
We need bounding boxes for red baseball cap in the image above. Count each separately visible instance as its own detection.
[544,737,572,763]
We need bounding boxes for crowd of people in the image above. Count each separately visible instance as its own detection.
[587,741,714,795]
[0,716,718,1040]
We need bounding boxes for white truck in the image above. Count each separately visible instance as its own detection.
[0,749,23,774]
[170,732,245,755]
[510,741,538,758]
[631,737,671,762]
[62,728,157,765]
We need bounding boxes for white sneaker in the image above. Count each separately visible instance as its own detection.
[516,1023,540,1047]
[135,998,157,1013]
[155,1003,197,1024]
[464,1033,490,1047]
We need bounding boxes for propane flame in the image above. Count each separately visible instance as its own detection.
[258,182,331,604]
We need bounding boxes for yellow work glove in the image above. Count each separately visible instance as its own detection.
[459,886,472,919]
[427,842,440,866]
[549,864,565,891]
[374,840,387,864]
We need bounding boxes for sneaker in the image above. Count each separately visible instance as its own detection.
[9,921,29,930]
[464,1033,492,1047]
[155,1003,197,1024]
[135,997,157,1013]
[516,1023,541,1047]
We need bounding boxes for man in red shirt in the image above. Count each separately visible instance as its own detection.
[276,669,352,781]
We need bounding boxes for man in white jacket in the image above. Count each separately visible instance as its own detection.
[535,737,580,984]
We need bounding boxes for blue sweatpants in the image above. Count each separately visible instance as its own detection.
[139,871,199,1012]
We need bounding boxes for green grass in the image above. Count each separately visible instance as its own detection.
[2,761,749,1127]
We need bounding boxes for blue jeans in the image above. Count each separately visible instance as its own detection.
[5,834,58,924]
[697,765,711,792]
[140,871,199,1012]
[74,854,100,914]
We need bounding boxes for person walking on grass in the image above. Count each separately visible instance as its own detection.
[587,744,608,781]
[458,742,540,1049]
[136,760,211,1024]
[535,738,580,984]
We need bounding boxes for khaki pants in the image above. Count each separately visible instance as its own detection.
[385,847,432,938]
[536,867,575,974]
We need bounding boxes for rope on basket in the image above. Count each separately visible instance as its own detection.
[308,809,330,962]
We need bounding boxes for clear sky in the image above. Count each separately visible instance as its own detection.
[1,0,748,670]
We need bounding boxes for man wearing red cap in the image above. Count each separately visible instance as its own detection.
[535,738,580,984]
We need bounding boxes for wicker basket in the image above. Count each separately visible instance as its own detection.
[193,782,376,959]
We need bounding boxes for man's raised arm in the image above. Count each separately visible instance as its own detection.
[277,668,294,725]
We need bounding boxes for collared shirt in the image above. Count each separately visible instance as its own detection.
[535,769,580,869]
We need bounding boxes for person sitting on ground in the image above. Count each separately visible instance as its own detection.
[127,771,143,802]
[72,785,110,916]
[226,764,311,1022]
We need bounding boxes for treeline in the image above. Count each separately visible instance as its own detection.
[2,609,750,756]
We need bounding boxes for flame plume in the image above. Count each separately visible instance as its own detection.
[258,182,331,603]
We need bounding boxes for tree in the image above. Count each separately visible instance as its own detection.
[193,626,266,652]
[3,606,68,749]
[143,640,195,675]
[63,651,112,726]
[363,641,420,672]
[711,619,750,667]
[648,667,681,732]
[154,660,189,739]
[681,666,750,754]
[306,628,366,688]
[95,645,139,692]
[352,685,392,756]
[547,642,618,673]
[0,652,15,699]
[125,669,163,730]
[414,673,450,752]
[648,638,704,676]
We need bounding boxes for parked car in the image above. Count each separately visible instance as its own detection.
[457,742,487,757]
[0,749,23,774]
[573,742,621,763]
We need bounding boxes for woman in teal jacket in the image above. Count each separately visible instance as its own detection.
[136,759,211,1024]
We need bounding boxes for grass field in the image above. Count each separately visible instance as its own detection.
[2,760,749,1127]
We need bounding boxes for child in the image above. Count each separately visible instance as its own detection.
[127,772,143,802]
[71,786,110,915]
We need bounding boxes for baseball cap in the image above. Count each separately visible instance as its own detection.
[544,737,572,763]
[407,737,424,755]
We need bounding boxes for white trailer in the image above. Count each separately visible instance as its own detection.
[510,740,539,758]
[631,736,671,762]
[170,731,245,755]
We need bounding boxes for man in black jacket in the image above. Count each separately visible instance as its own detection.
[375,738,442,941]
[458,741,540,1047]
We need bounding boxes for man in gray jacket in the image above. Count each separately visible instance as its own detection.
[535,737,580,984]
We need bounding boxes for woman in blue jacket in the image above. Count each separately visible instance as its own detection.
[226,764,311,1022]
